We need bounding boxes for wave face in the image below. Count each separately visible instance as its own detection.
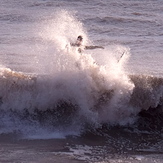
[0,10,162,138]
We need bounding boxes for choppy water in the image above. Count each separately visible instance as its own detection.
[0,0,163,162]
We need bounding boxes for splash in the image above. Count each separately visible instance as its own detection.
[0,10,138,137]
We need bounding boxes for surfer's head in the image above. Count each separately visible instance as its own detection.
[76,35,83,46]
[77,35,83,41]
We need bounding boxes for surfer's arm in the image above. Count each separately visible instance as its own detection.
[85,45,104,50]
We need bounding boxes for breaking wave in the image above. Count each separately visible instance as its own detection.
[0,10,162,138]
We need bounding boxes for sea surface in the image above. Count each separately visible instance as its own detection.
[0,0,163,162]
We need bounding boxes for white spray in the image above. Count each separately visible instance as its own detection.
[0,10,136,137]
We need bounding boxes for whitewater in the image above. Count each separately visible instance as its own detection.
[0,0,163,163]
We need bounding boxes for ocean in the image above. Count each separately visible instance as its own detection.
[0,0,163,162]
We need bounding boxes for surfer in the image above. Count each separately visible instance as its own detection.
[71,35,104,53]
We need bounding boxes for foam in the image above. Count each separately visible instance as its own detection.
[0,10,150,137]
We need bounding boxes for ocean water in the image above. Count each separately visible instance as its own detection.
[0,0,163,162]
